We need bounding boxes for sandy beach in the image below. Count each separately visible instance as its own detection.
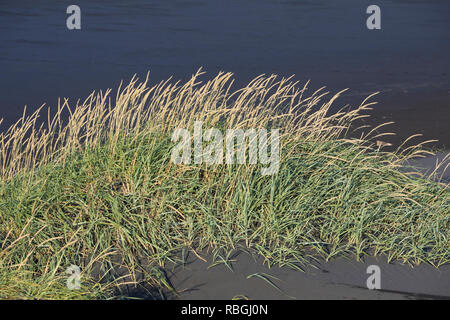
[164,251,450,300]
[0,0,448,302]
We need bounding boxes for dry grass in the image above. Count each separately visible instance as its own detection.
[0,69,448,299]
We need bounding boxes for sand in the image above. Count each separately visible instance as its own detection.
[165,250,449,300]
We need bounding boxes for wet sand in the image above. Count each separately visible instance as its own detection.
[165,250,450,300]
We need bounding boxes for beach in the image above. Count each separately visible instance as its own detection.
[167,251,450,300]
[0,0,448,301]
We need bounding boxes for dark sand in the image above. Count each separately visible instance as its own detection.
[165,250,450,300]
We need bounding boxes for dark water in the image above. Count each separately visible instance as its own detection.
[0,0,449,134]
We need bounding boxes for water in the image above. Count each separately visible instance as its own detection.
[0,0,449,131]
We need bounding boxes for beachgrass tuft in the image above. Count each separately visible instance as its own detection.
[0,69,448,299]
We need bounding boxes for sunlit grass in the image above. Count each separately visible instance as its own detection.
[0,69,448,299]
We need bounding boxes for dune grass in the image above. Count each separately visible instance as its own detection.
[0,69,448,299]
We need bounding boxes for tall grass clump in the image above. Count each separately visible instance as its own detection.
[0,69,448,299]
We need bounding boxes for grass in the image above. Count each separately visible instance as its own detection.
[0,69,448,299]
